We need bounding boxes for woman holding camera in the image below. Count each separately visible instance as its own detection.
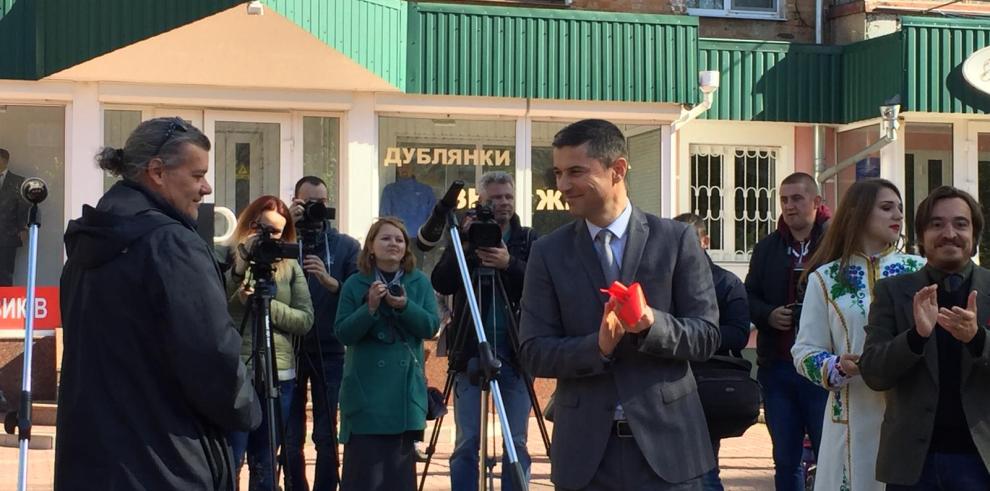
[223,195,314,490]
[791,179,923,491]
[335,217,439,491]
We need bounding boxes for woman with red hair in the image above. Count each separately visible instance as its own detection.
[222,195,314,490]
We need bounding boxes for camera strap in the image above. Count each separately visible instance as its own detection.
[324,227,337,270]
[374,267,404,291]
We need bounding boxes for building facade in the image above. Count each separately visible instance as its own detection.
[1,0,989,401]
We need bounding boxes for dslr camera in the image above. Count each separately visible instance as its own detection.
[296,200,336,257]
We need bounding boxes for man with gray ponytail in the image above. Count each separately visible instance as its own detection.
[55,117,261,491]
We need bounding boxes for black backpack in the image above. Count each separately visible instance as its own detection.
[690,355,762,439]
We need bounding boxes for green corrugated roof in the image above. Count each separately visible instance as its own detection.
[4,4,990,122]
[406,2,699,103]
[901,16,990,115]
[265,0,407,90]
[842,33,902,122]
[699,39,842,123]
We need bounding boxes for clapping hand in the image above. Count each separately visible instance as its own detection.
[913,284,939,338]
[937,291,980,343]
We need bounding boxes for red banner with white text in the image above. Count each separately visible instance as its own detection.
[0,286,61,333]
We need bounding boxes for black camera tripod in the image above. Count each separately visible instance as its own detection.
[418,254,551,491]
[238,230,296,491]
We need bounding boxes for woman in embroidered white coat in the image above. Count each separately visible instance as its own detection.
[792,179,925,491]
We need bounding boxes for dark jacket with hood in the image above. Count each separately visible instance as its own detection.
[55,180,261,491]
[431,214,537,371]
[745,205,830,366]
[299,225,360,357]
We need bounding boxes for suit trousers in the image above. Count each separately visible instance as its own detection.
[555,428,703,491]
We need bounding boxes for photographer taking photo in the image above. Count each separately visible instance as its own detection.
[335,217,439,491]
[284,176,360,491]
[222,195,315,491]
[430,171,538,491]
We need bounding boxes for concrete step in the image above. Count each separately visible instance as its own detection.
[0,425,54,450]
[31,402,57,427]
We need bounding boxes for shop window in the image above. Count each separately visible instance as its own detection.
[103,110,142,191]
[302,116,341,213]
[378,116,516,273]
[530,122,662,237]
[0,105,66,287]
[685,0,783,20]
[976,133,989,266]
[904,123,953,254]
[689,144,777,261]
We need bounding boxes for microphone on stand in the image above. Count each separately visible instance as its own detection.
[416,180,464,252]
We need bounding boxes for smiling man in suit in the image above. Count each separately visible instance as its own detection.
[861,186,990,490]
[518,119,721,490]
[0,148,28,286]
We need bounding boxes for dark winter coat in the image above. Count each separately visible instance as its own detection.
[55,180,260,491]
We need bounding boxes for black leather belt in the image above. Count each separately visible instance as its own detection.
[613,420,634,438]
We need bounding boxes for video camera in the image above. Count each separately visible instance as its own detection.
[465,201,502,249]
[296,200,336,257]
[239,222,299,269]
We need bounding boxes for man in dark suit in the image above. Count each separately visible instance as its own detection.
[518,119,721,490]
[861,186,990,489]
[0,148,29,286]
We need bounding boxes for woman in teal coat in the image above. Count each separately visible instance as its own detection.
[335,216,439,491]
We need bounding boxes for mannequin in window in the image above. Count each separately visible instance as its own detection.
[379,164,435,237]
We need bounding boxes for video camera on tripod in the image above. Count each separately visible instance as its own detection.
[238,222,299,272]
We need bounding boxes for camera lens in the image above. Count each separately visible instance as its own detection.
[387,284,404,297]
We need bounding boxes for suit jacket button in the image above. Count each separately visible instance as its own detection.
[377,332,386,340]
[400,360,408,367]
[377,360,386,368]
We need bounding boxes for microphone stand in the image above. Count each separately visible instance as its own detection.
[16,178,49,491]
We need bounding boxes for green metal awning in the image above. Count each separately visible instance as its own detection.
[405,2,700,104]
[700,39,843,123]
[842,16,990,121]
[4,2,990,123]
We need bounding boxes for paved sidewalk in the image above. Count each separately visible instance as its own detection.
[0,416,774,490]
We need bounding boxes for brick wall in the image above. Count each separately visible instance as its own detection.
[0,337,57,410]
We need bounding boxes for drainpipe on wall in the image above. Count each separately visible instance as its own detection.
[817,105,901,183]
[813,0,826,186]
[670,71,720,132]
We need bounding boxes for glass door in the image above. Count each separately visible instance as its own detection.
[903,123,954,254]
[205,112,291,220]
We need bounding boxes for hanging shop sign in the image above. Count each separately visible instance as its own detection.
[962,46,990,96]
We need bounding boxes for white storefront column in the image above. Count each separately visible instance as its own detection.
[954,120,978,197]
[65,82,103,221]
[341,93,378,243]
[515,117,532,227]
[879,123,906,194]
[661,125,675,218]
